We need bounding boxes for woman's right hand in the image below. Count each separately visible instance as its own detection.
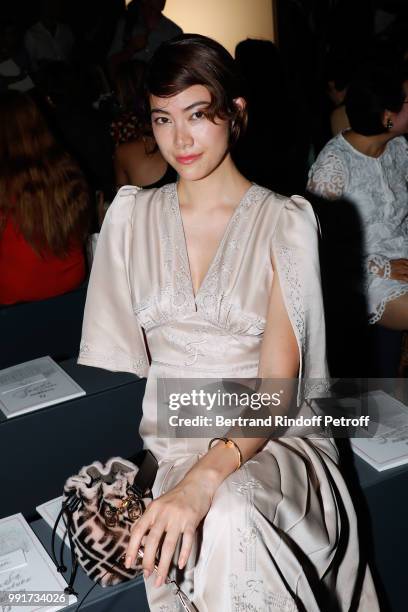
[390,259,408,282]
[125,472,214,586]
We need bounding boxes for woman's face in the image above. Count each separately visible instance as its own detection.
[388,81,408,136]
[150,84,231,181]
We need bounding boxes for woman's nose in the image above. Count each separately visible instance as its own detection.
[174,124,193,149]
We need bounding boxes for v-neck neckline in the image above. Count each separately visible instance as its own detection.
[173,182,254,301]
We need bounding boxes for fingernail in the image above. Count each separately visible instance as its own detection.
[143,569,151,578]
[125,556,132,569]
[178,557,185,569]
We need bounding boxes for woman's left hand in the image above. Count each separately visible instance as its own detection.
[125,475,214,587]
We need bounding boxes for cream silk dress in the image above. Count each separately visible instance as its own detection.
[78,183,379,612]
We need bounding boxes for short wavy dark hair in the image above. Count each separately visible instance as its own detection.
[345,62,407,136]
[146,33,247,147]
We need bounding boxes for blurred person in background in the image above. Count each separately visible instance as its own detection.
[108,0,182,77]
[37,61,115,204]
[0,91,90,305]
[308,62,408,330]
[0,17,34,92]
[112,60,176,189]
[325,56,352,136]
[24,0,75,72]
[111,59,150,147]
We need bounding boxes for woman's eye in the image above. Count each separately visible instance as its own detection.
[154,117,169,125]
[191,110,205,120]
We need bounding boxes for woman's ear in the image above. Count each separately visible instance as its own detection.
[382,109,394,130]
[230,97,248,146]
[233,97,246,112]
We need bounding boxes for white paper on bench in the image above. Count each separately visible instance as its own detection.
[0,513,76,611]
[350,390,408,471]
[0,356,85,418]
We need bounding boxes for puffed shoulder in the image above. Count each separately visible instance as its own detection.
[272,194,320,250]
[103,185,142,226]
[283,194,317,220]
[104,184,167,227]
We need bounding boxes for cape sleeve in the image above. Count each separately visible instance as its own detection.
[271,195,330,406]
[77,186,149,378]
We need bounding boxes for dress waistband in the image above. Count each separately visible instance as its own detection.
[150,358,259,375]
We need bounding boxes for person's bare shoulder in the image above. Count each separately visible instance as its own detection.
[115,138,167,187]
[330,105,349,136]
[115,139,146,161]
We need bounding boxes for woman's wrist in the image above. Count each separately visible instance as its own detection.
[208,438,243,471]
[183,464,225,497]
[182,437,268,496]
[184,443,239,494]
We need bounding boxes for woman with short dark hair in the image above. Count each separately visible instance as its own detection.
[79,35,379,611]
[308,62,408,328]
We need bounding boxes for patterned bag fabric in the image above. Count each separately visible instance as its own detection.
[52,450,195,611]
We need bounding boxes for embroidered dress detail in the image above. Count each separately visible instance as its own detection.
[164,182,269,314]
[229,574,298,612]
[78,341,148,377]
[307,151,348,199]
[275,245,305,346]
[308,132,408,323]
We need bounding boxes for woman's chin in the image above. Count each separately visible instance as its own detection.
[175,158,228,183]
[176,165,211,182]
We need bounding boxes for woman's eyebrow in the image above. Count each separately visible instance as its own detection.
[150,101,210,115]
[183,101,210,111]
[151,107,170,115]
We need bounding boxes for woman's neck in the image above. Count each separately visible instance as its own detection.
[342,129,394,158]
[177,154,251,210]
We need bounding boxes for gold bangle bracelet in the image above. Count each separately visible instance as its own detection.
[208,437,243,471]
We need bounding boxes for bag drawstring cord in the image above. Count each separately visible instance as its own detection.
[51,503,68,573]
[64,506,80,596]
[50,494,81,596]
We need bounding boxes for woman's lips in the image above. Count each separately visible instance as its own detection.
[175,153,202,165]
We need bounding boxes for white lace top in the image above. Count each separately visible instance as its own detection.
[307,131,408,323]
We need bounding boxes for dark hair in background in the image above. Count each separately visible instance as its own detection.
[324,54,354,92]
[114,60,152,138]
[146,33,247,147]
[235,38,285,87]
[233,38,298,194]
[123,0,142,47]
[345,62,407,135]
